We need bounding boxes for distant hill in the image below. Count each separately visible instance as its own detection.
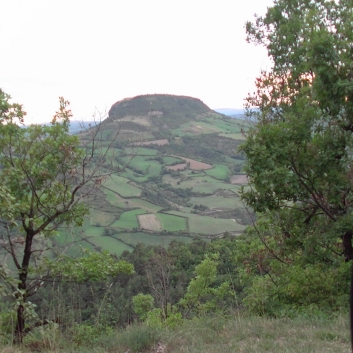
[65,94,251,256]
[108,94,210,123]
[214,108,246,119]
[68,120,96,134]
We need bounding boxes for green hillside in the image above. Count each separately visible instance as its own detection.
[75,94,250,254]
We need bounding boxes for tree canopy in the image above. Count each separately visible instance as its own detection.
[239,0,353,318]
[242,0,353,259]
[0,91,133,343]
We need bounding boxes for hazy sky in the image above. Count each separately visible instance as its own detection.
[1,0,274,123]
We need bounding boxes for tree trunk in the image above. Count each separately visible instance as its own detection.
[344,231,353,353]
[350,261,353,353]
[13,231,34,344]
[342,231,353,262]
[13,305,25,345]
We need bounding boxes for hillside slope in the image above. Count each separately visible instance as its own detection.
[64,94,251,255]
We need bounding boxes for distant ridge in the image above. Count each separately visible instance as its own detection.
[214,108,246,118]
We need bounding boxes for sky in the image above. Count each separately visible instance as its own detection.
[0,0,274,124]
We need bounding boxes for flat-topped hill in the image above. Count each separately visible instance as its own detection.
[98,94,248,145]
[65,94,251,256]
[108,94,211,122]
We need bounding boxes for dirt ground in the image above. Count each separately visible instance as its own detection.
[137,213,162,231]
[173,156,213,170]
[230,174,248,184]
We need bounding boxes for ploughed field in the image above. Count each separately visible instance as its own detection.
[60,95,251,256]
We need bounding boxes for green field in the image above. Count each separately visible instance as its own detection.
[83,225,105,237]
[163,156,184,165]
[104,182,142,197]
[113,232,193,247]
[120,156,163,175]
[204,117,243,133]
[124,147,158,156]
[120,168,150,182]
[156,213,188,231]
[89,235,133,255]
[205,164,230,180]
[219,132,245,139]
[63,239,96,257]
[103,187,129,208]
[104,174,130,187]
[111,209,146,229]
[162,173,239,194]
[178,181,236,194]
[127,198,163,212]
[90,210,117,226]
[190,195,243,209]
[189,175,227,184]
[166,211,245,234]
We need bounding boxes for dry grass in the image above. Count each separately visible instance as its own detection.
[138,213,162,231]
[0,313,350,353]
[163,314,350,353]
[230,175,248,184]
[172,156,213,170]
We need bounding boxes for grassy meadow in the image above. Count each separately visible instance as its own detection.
[0,313,349,353]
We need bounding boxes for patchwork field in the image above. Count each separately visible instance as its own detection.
[111,209,146,229]
[72,94,251,255]
[124,147,158,156]
[166,211,245,235]
[134,139,169,146]
[113,232,193,247]
[89,235,133,255]
[166,163,187,171]
[173,156,213,170]
[104,182,142,198]
[190,195,244,209]
[156,213,188,231]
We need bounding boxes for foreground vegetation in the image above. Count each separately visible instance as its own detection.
[0,314,349,353]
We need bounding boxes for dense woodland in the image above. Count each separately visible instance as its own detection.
[1,0,353,352]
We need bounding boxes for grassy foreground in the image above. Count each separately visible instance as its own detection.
[0,313,349,353]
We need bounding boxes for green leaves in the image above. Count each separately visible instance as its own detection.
[43,250,134,282]
[243,0,353,227]
[178,253,231,316]
[0,92,128,341]
[239,0,353,315]
[0,89,26,124]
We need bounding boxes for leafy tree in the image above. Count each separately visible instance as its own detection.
[240,0,353,316]
[178,253,231,317]
[0,90,132,343]
[132,293,155,321]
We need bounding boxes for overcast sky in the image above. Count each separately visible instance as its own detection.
[1,0,274,123]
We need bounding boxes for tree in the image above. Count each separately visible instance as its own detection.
[0,90,133,343]
[240,0,353,332]
[178,253,230,317]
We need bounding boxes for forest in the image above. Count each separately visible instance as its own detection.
[1,0,353,352]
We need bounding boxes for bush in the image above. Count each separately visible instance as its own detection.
[71,323,113,346]
[116,325,161,353]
